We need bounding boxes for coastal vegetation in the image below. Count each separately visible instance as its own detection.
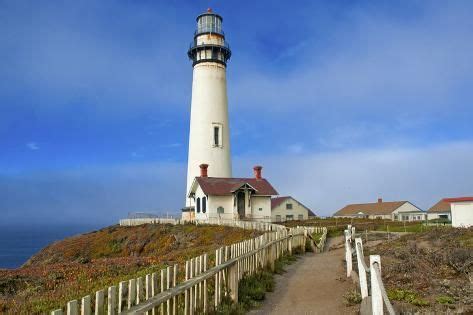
[366,227,473,313]
[0,224,261,313]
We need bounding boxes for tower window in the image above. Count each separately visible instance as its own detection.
[212,123,223,147]
[214,126,219,146]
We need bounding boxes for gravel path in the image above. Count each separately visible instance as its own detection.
[249,237,359,315]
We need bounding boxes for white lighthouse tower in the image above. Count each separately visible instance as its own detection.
[185,9,232,207]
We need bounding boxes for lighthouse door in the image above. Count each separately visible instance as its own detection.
[237,191,245,219]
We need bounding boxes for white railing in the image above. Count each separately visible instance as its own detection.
[119,218,190,226]
[345,225,396,315]
[51,222,327,315]
[120,217,286,233]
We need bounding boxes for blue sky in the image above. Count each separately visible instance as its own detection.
[1,0,472,224]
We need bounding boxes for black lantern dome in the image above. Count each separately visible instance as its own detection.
[188,8,231,66]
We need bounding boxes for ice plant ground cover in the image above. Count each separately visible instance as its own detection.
[0,224,261,313]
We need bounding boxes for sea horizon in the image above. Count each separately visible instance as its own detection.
[0,223,107,269]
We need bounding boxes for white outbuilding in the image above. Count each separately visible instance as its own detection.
[444,197,473,228]
[271,196,316,222]
[427,199,452,221]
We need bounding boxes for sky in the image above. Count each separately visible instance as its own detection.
[1,0,472,225]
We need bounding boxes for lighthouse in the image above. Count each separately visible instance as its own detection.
[185,9,232,207]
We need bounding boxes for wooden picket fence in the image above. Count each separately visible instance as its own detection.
[51,225,322,315]
[119,218,285,232]
[298,226,327,253]
[344,225,396,315]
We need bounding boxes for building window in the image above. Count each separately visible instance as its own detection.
[217,206,224,214]
[286,203,293,210]
[259,208,263,211]
[298,214,303,220]
[214,126,219,146]
[286,215,294,221]
[212,123,223,147]
[196,197,201,213]
[276,215,281,222]
[202,197,207,213]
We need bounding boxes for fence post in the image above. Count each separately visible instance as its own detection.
[81,295,91,315]
[344,229,352,277]
[354,238,368,299]
[67,300,78,315]
[95,290,104,315]
[107,286,116,315]
[370,255,383,315]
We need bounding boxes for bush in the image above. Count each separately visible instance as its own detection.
[343,290,362,305]
[436,295,455,305]
[388,288,430,306]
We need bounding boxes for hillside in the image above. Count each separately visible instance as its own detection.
[366,227,473,314]
[0,224,261,314]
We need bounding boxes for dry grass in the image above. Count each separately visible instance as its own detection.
[0,224,261,314]
[366,227,473,314]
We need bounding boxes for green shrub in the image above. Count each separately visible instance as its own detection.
[343,290,362,305]
[388,288,430,306]
[436,295,455,305]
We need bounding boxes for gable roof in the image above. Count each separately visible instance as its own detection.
[193,177,278,196]
[428,199,451,213]
[271,196,290,208]
[334,201,410,216]
[271,196,316,216]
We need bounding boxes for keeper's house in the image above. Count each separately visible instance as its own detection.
[333,198,425,221]
[186,164,278,222]
[427,199,452,221]
[270,196,316,222]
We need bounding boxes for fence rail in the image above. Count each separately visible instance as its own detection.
[345,225,396,315]
[52,222,326,315]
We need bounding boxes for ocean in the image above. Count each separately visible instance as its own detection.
[0,224,104,269]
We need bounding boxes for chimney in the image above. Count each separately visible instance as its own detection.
[378,198,383,203]
[199,164,209,177]
[253,165,263,179]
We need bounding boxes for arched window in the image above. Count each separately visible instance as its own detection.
[196,197,201,213]
[202,197,207,213]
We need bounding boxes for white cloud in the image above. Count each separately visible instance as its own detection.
[26,142,39,150]
[2,141,472,224]
[235,141,473,216]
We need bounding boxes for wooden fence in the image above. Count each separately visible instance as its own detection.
[119,218,189,226]
[298,226,327,253]
[344,225,396,315]
[51,225,325,315]
[119,218,285,233]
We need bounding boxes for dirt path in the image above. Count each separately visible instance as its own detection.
[249,237,358,315]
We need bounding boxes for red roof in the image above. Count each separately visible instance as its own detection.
[271,196,290,208]
[443,197,473,203]
[195,177,278,196]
